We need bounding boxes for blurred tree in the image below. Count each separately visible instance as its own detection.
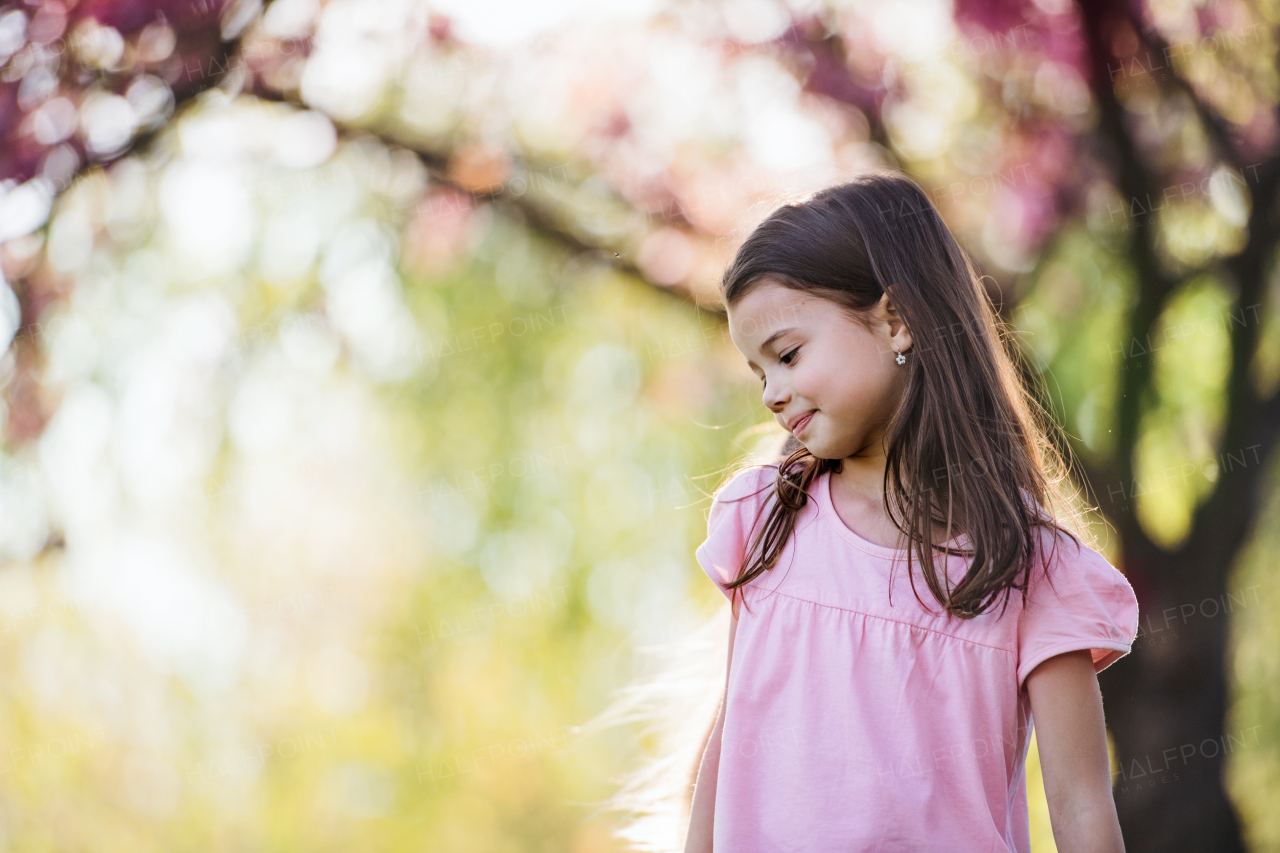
[3,0,1280,850]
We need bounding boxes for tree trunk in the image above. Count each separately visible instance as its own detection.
[1100,556,1248,852]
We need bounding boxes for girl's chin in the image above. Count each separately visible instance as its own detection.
[802,436,858,461]
[800,439,837,460]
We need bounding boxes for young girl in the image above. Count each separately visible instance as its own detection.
[683,171,1139,852]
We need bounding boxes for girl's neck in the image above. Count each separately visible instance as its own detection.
[829,460,902,550]
[831,458,885,506]
[831,457,966,550]
[832,428,892,506]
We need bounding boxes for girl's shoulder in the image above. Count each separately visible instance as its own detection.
[1026,521,1109,582]
[1015,491,1113,584]
[697,463,781,601]
[710,461,779,506]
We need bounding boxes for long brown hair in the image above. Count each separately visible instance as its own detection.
[716,170,1094,620]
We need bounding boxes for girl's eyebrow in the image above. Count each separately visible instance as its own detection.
[745,327,798,369]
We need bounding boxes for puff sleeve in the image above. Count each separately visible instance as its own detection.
[694,466,771,601]
[1016,534,1140,689]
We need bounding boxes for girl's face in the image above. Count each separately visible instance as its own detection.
[726,280,914,461]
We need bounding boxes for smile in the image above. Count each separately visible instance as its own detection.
[790,411,815,434]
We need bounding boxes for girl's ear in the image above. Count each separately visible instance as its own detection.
[880,289,914,353]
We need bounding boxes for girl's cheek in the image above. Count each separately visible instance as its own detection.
[809,365,843,395]
[795,369,820,397]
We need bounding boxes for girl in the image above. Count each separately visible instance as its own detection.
[683,171,1138,852]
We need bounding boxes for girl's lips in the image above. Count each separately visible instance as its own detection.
[792,411,815,434]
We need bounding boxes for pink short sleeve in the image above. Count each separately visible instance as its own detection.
[694,466,772,601]
[1016,533,1139,688]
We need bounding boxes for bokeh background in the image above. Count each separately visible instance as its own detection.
[0,0,1279,850]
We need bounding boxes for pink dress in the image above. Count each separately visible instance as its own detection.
[695,464,1139,852]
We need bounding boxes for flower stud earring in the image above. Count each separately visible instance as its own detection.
[895,347,906,365]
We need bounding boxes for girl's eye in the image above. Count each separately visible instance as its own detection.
[758,348,799,386]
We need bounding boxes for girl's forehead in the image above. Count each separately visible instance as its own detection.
[728,286,814,337]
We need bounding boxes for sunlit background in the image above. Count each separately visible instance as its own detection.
[1,0,1279,850]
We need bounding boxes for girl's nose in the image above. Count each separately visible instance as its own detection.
[763,381,789,411]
